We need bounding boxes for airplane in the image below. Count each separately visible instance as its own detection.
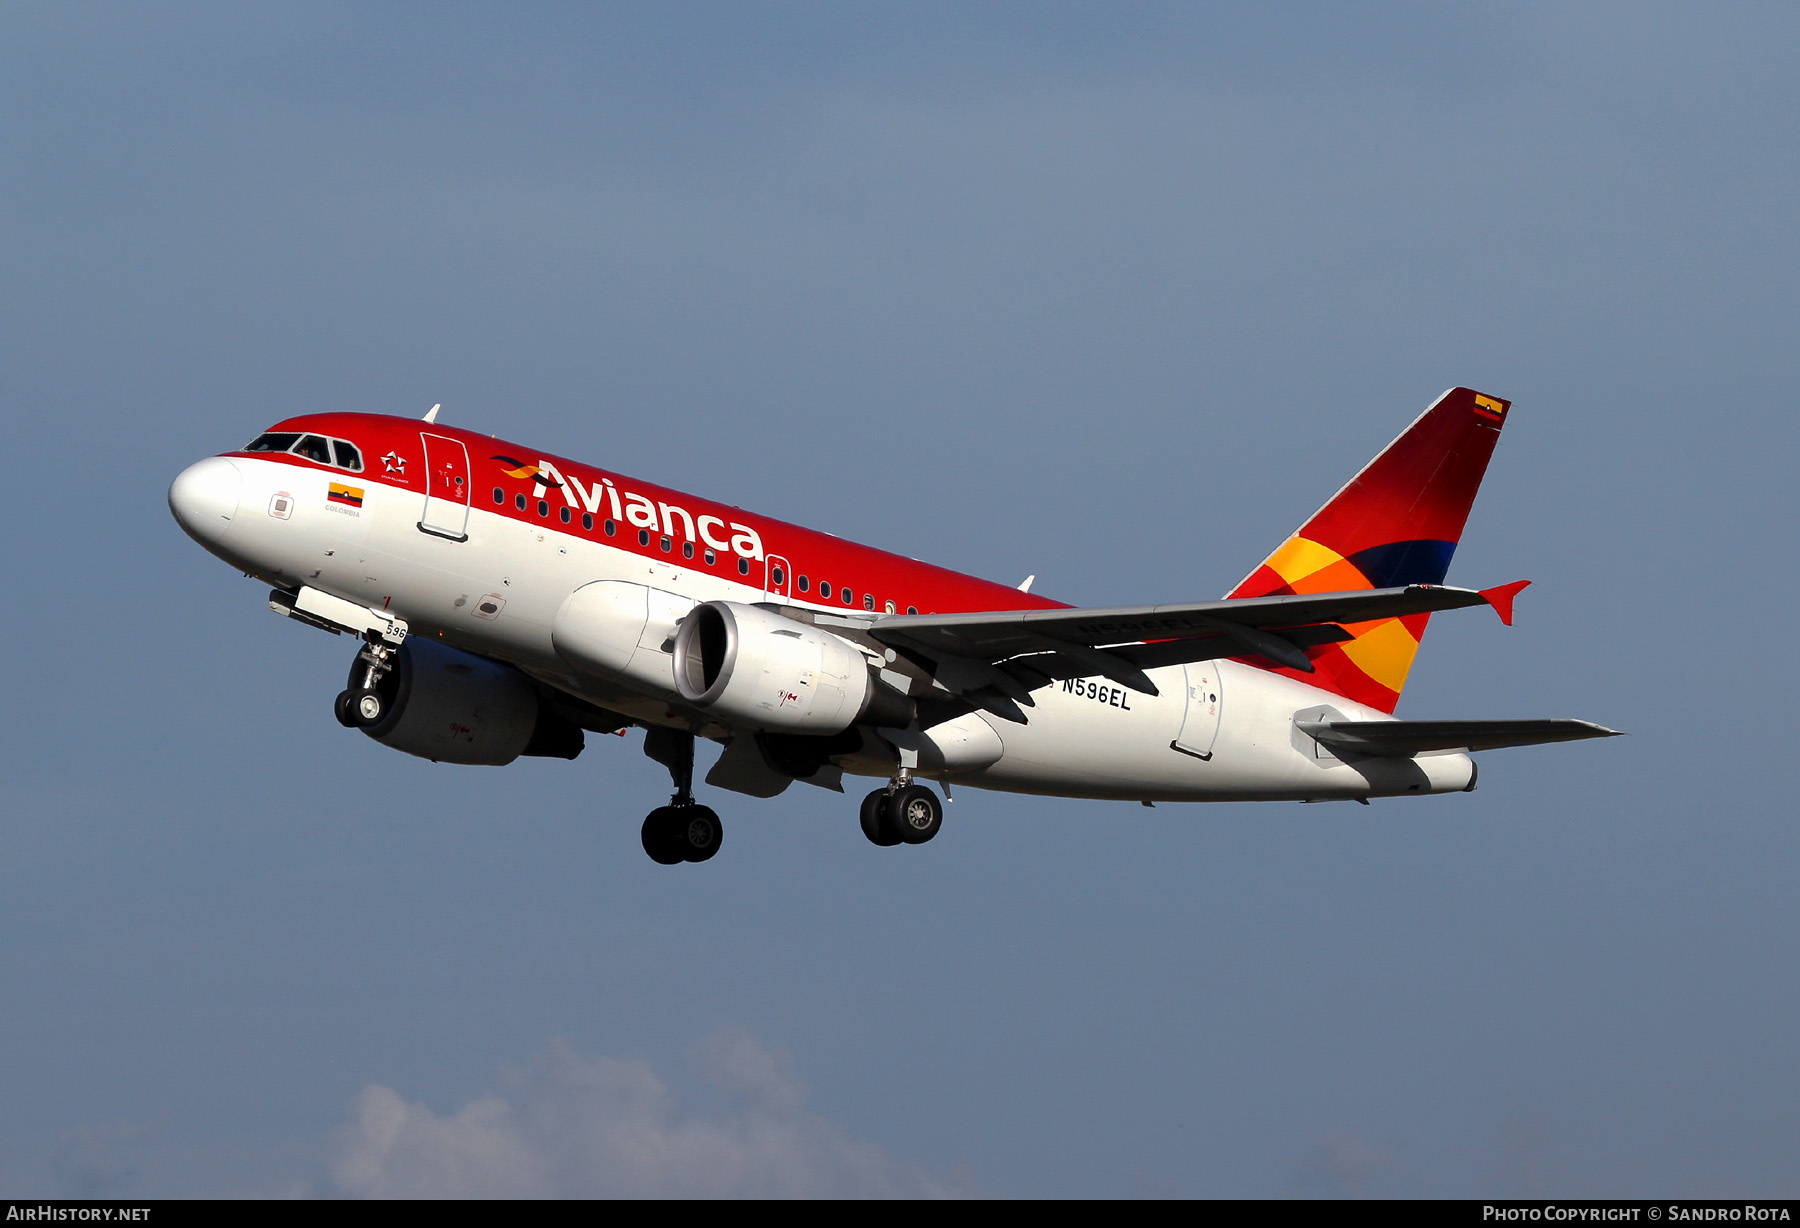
[168,387,1618,864]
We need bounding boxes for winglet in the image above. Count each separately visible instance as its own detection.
[1479,579,1531,626]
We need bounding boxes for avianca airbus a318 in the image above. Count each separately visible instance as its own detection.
[169,387,1617,864]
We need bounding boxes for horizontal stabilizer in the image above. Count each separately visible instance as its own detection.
[1296,718,1623,757]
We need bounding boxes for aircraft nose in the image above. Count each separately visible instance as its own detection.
[168,457,243,544]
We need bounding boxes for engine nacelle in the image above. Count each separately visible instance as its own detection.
[552,580,694,698]
[354,638,583,766]
[673,601,910,734]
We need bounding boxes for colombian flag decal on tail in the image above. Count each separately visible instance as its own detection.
[1227,387,1511,713]
[327,483,364,508]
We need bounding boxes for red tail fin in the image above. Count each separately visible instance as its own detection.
[1229,387,1510,712]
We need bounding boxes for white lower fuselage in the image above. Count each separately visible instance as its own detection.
[191,456,1474,804]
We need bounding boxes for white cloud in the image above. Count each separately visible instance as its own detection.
[1292,1130,1390,1199]
[325,1031,974,1199]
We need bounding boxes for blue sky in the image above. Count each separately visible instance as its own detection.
[1,2,1795,1197]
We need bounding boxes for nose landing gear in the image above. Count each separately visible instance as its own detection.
[640,727,723,865]
[335,636,398,729]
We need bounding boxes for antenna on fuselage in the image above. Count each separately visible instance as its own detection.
[1018,574,1036,592]
[422,403,441,424]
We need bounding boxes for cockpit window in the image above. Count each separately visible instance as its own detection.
[242,430,369,472]
[292,435,332,464]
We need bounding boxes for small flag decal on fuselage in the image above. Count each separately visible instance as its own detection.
[328,483,365,508]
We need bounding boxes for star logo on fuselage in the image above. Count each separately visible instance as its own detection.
[381,451,406,475]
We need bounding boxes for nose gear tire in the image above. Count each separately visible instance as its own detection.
[351,688,386,727]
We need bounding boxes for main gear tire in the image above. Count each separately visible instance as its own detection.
[676,806,723,863]
[860,788,902,847]
[641,807,685,865]
[887,784,943,845]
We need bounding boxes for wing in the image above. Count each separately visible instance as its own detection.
[847,584,1516,723]
[871,584,1497,683]
[1296,718,1623,756]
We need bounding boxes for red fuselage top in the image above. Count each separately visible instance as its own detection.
[235,412,1071,619]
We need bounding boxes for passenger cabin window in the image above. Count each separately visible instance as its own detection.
[293,435,332,464]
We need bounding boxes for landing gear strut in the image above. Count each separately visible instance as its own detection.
[640,727,722,864]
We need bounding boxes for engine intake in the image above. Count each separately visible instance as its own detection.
[672,601,912,734]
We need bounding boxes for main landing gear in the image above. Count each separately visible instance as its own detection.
[641,728,722,865]
[859,778,944,848]
[633,728,945,862]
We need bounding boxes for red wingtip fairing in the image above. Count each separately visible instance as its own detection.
[1479,580,1532,627]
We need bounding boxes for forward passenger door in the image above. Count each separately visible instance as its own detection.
[418,432,471,541]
